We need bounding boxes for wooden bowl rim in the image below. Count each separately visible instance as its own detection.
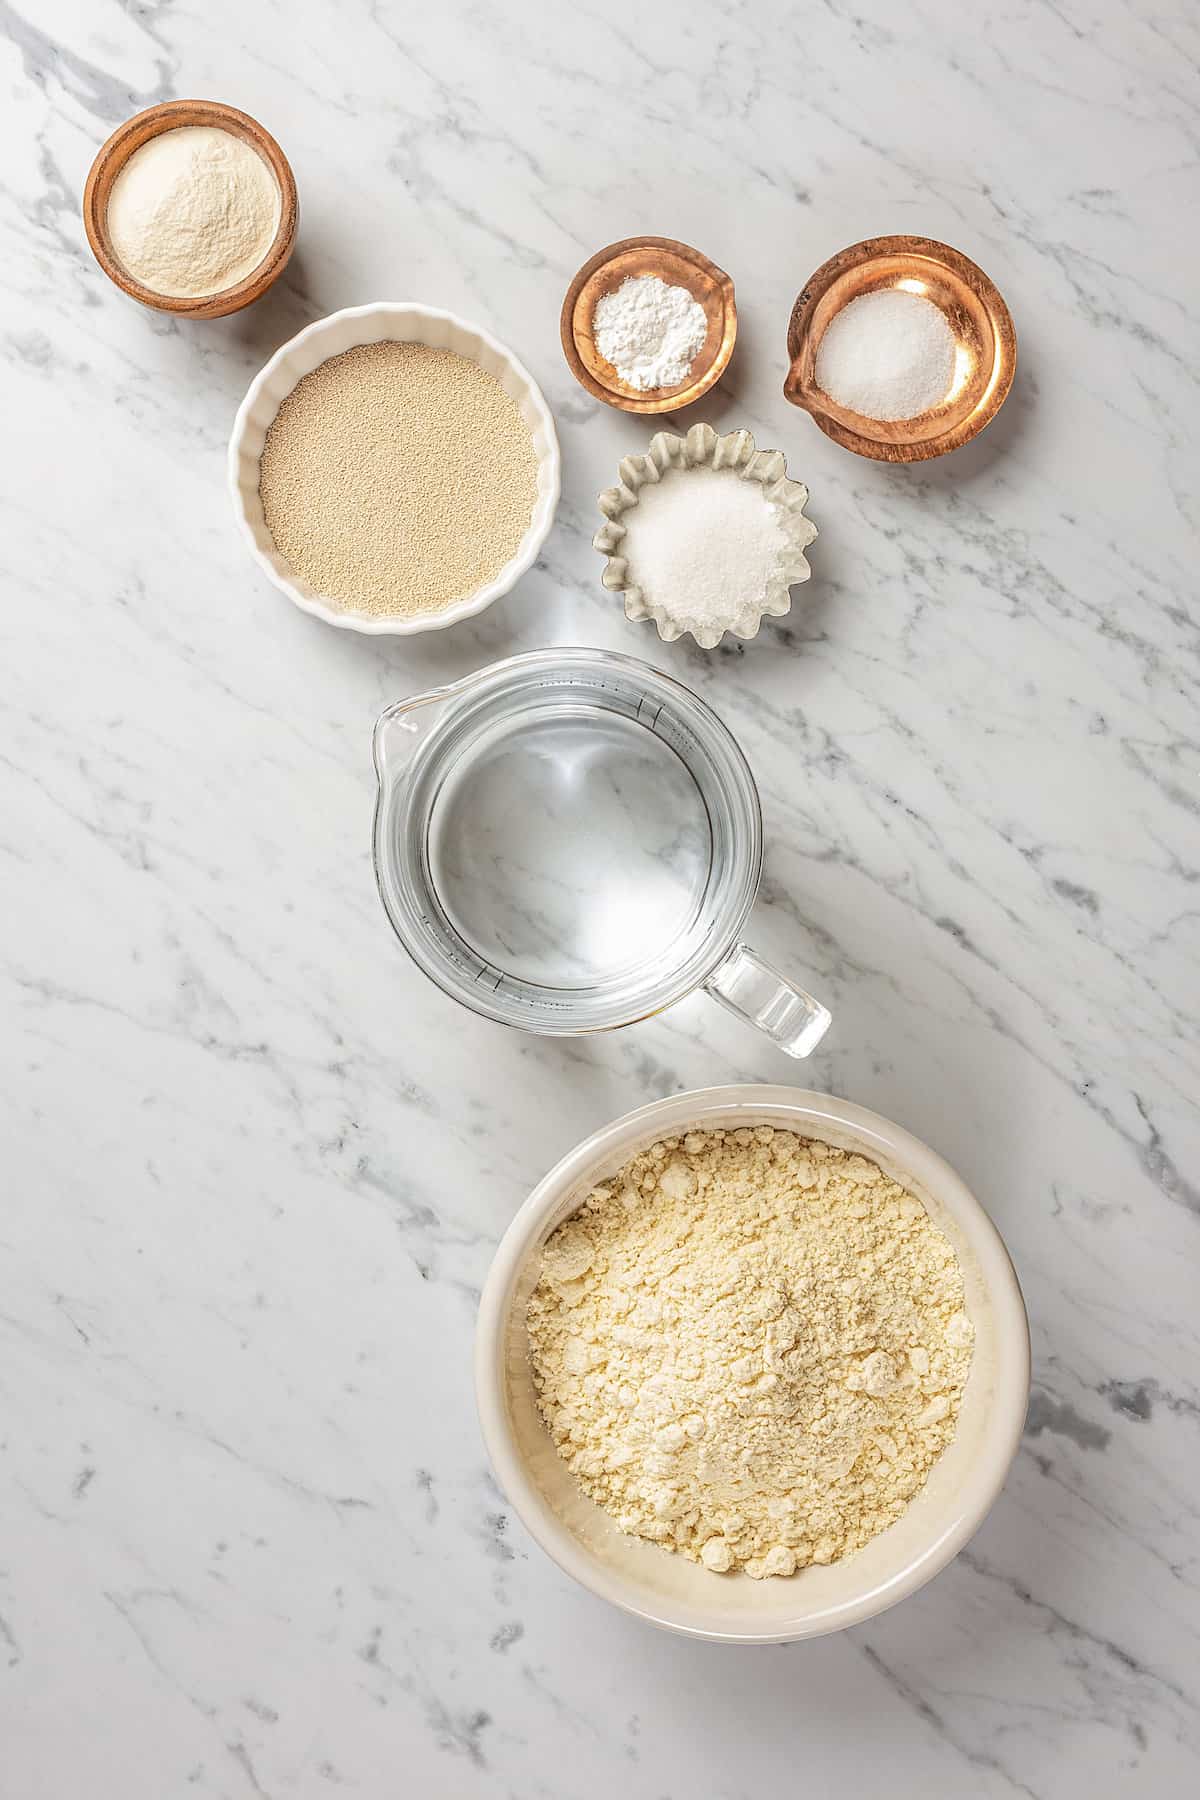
[560,235,737,415]
[785,235,1016,463]
[82,99,298,319]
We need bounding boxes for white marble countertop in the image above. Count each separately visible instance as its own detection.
[3,1,1198,1794]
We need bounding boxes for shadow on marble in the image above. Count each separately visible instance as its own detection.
[648,308,776,441]
[884,364,1038,492]
[523,1484,1037,1694]
[651,514,837,684]
[245,550,548,709]
[217,247,326,359]
[365,597,540,694]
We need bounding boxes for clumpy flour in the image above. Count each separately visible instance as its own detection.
[591,274,708,391]
[528,1126,973,1578]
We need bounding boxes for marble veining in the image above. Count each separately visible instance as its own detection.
[1,0,1198,1795]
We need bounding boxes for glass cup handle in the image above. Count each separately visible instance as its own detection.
[704,943,831,1058]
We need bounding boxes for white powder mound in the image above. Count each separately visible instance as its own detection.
[527,1127,974,1579]
[815,288,956,421]
[592,274,708,391]
[619,466,789,633]
[106,126,281,299]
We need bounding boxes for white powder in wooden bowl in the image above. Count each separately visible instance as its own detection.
[258,342,539,619]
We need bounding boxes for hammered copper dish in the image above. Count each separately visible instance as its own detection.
[784,235,1016,463]
[561,236,737,415]
[83,99,298,320]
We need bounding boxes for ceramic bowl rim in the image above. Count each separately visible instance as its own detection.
[227,300,561,635]
[475,1084,1030,1643]
[784,235,1017,464]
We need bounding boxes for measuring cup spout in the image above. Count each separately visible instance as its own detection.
[705,943,831,1058]
[372,680,463,793]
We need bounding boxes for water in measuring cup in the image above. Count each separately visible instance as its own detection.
[427,703,713,989]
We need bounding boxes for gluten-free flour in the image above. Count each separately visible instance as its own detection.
[106,126,281,299]
[527,1127,973,1578]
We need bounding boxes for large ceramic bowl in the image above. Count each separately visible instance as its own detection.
[228,301,560,634]
[476,1086,1029,1643]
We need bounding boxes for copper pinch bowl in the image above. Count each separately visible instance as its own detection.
[83,99,298,321]
[784,236,1016,463]
[561,236,737,415]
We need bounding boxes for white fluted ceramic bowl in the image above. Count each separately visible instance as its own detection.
[228,301,561,634]
[476,1086,1029,1643]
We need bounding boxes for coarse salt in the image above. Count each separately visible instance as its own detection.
[815,287,956,421]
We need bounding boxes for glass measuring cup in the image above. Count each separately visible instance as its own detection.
[372,649,831,1056]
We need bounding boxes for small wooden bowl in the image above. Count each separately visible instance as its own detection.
[561,236,736,414]
[83,99,298,320]
[784,236,1016,463]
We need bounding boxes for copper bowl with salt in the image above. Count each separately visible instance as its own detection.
[784,236,1016,463]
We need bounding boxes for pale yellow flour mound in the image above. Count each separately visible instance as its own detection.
[528,1127,974,1578]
